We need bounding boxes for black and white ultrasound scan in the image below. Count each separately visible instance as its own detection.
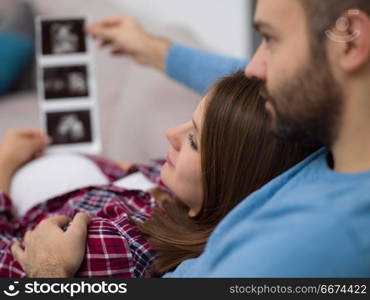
[46,110,93,145]
[41,19,87,55]
[43,65,89,100]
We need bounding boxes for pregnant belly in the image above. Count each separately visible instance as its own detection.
[10,153,109,216]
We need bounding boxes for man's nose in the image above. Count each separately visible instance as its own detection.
[244,43,267,80]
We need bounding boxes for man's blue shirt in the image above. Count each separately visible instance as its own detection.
[163,44,370,277]
[164,149,370,277]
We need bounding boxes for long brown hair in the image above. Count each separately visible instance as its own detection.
[135,71,319,276]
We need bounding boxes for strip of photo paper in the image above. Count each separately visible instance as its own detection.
[35,15,101,154]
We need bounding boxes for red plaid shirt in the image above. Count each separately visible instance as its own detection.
[0,155,165,278]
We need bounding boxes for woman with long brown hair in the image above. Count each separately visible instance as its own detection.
[135,71,318,276]
[2,71,317,277]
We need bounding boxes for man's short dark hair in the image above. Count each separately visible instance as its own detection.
[298,0,370,42]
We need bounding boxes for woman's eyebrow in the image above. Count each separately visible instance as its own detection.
[192,119,199,133]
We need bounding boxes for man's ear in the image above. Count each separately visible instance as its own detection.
[334,10,370,73]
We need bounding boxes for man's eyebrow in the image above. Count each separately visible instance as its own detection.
[192,119,198,133]
[254,20,275,33]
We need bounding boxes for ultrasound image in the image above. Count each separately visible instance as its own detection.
[43,65,89,100]
[41,19,87,55]
[46,110,93,145]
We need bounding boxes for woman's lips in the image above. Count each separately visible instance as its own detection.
[166,154,175,167]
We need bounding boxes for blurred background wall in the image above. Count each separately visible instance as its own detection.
[113,0,252,58]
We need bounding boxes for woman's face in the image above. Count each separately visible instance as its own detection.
[160,97,207,217]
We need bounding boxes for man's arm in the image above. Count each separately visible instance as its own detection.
[166,44,247,94]
[87,16,247,95]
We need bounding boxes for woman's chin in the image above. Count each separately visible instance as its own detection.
[159,164,169,184]
[160,166,178,199]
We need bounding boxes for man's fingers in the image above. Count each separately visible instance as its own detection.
[86,21,118,36]
[111,49,128,55]
[87,24,117,41]
[23,230,32,245]
[99,39,114,48]
[45,215,72,228]
[92,16,124,28]
[99,18,122,26]
[66,213,92,237]
[11,241,26,265]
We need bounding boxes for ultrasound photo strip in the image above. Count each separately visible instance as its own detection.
[40,18,87,56]
[35,16,101,154]
[46,110,93,145]
[42,64,90,100]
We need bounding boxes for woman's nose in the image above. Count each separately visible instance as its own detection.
[165,125,184,151]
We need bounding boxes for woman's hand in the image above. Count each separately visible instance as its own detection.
[11,213,92,278]
[86,15,171,71]
[0,129,50,172]
[117,160,134,170]
[0,129,50,193]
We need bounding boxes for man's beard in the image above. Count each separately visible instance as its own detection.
[261,50,343,147]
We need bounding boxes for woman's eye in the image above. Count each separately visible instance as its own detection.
[262,34,273,46]
[188,134,198,151]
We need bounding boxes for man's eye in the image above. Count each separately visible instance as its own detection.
[188,134,198,150]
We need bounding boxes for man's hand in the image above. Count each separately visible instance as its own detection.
[86,15,171,70]
[11,213,92,278]
[0,129,50,193]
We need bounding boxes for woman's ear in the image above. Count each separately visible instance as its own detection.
[188,208,197,218]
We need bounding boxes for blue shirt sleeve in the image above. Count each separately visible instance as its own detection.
[165,43,247,94]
